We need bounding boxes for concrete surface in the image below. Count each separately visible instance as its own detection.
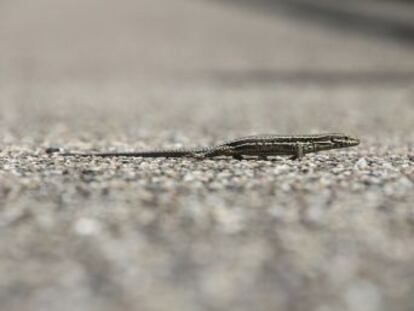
[1,0,414,310]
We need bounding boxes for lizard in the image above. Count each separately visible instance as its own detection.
[55,133,360,160]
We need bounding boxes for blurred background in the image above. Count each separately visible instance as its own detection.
[1,1,414,311]
[1,0,413,141]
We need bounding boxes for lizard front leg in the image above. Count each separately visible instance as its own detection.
[289,144,304,160]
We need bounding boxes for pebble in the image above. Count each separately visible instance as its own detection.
[1,139,414,310]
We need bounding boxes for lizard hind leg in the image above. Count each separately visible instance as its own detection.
[197,146,234,159]
[192,149,221,159]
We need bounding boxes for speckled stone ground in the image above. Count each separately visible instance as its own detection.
[1,1,414,311]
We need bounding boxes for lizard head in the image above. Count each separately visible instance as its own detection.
[325,133,360,150]
[309,133,360,152]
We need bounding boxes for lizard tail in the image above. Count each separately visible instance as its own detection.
[58,149,204,158]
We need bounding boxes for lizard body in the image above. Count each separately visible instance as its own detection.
[58,133,360,160]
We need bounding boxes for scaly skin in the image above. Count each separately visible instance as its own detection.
[57,133,360,160]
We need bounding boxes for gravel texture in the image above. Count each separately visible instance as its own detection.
[1,0,414,311]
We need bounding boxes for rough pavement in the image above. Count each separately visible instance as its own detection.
[1,0,414,310]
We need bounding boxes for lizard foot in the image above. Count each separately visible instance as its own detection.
[233,155,243,160]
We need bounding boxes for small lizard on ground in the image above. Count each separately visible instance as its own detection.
[56,133,360,160]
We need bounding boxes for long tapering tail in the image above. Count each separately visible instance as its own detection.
[59,148,207,158]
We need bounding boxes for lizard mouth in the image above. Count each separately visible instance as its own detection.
[347,137,360,146]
